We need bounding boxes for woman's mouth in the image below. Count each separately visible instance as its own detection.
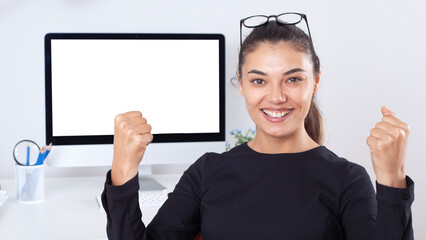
[261,108,294,123]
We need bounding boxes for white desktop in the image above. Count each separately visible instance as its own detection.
[0,174,183,239]
[44,33,226,189]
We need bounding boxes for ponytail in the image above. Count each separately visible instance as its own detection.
[304,98,323,145]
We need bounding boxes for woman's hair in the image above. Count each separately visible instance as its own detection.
[237,21,323,145]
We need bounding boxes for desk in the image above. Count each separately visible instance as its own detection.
[0,174,182,240]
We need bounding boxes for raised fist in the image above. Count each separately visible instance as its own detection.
[366,106,409,188]
[111,111,153,186]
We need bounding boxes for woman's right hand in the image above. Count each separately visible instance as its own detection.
[111,111,153,186]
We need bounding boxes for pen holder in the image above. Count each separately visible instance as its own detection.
[15,164,45,203]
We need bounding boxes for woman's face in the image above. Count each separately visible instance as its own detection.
[238,41,320,141]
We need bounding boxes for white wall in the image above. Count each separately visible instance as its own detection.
[0,0,425,237]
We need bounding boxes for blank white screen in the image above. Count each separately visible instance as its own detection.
[51,39,220,136]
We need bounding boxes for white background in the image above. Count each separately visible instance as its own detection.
[0,0,425,237]
[51,39,219,135]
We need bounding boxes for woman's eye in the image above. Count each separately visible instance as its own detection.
[252,79,265,85]
[287,77,302,83]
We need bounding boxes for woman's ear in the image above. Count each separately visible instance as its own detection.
[238,73,245,97]
[313,69,321,95]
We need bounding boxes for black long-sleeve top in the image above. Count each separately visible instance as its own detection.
[101,143,415,239]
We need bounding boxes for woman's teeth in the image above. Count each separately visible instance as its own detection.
[262,109,292,118]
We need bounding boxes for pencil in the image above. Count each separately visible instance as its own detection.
[42,143,52,163]
[35,149,43,165]
[35,146,46,165]
[26,143,30,166]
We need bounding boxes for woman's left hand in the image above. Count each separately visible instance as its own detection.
[366,106,410,188]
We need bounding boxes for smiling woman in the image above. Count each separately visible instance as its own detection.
[101,14,414,240]
[237,18,323,152]
[238,40,320,153]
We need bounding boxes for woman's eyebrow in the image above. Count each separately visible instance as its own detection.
[247,69,267,76]
[247,68,306,76]
[283,68,306,75]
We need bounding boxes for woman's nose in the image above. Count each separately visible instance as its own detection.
[267,84,286,104]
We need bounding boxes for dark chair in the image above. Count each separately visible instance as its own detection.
[194,232,202,240]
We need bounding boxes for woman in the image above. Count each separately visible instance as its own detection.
[102,13,414,239]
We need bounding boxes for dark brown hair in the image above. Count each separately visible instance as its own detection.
[237,21,323,145]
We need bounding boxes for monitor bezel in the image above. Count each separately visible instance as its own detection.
[45,33,225,145]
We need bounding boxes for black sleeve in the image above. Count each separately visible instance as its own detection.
[101,153,207,240]
[339,164,414,240]
[375,176,414,239]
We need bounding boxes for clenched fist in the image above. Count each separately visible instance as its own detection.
[111,111,153,186]
[366,106,409,188]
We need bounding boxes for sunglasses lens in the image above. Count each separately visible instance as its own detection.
[277,13,302,24]
[243,16,268,27]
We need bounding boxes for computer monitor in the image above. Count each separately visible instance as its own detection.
[45,33,225,189]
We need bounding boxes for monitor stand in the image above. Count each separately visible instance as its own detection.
[138,165,167,192]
